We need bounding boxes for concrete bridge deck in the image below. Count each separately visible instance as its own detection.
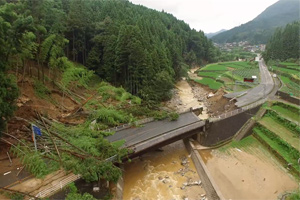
[106,112,205,155]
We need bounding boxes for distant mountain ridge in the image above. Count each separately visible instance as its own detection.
[212,0,300,44]
[205,29,226,38]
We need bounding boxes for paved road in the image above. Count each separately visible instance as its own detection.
[225,59,274,107]
[0,167,31,188]
[106,112,200,147]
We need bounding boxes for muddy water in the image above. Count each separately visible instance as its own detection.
[175,79,208,119]
[123,140,206,200]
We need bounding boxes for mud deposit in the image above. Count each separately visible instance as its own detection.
[199,146,298,200]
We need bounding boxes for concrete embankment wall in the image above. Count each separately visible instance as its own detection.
[112,165,124,200]
[184,139,225,200]
[276,91,300,105]
[199,106,261,146]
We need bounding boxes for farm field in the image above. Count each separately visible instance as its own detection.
[270,61,300,98]
[271,102,300,123]
[258,116,299,150]
[199,101,300,200]
[195,61,259,91]
[194,78,223,90]
[253,102,300,177]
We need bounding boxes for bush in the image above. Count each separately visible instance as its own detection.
[169,112,179,121]
[66,183,97,200]
[286,190,300,200]
[92,107,134,126]
[34,80,50,99]
[0,73,19,132]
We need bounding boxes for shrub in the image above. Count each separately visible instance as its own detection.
[34,80,50,99]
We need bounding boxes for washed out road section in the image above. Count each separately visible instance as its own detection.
[106,112,200,147]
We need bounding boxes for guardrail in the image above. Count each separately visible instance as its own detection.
[211,98,267,122]
[34,174,81,198]
[103,107,199,133]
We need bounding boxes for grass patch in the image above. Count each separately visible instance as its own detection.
[264,110,300,136]
[271,104,300,122]
[194,78,222,90]
[286,190,300,200]
[219,135,257,152]
[201,64,228,71]
[259,116,299,149]
[198,71,223,79]
[273,66,300,77]
[253,125,300,174]
[280,62,300,66]
[279,75,292,84]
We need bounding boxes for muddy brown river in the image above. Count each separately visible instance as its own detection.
[123,140,206,200]
[123,73,207,200]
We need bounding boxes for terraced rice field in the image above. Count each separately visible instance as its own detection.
[253,102,300,176]
[199,101,300,199]
[271,62,300,98]
[194,78,223,90]
[271,103,300,123]
[259,117,299,150]
[195,61,259,91]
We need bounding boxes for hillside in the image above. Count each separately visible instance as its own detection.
[0,0,219,196]
[205,29,226,38]
[212,0,300,44]
[0,0,218,135]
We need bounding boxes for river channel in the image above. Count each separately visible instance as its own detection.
[123,74,206,200]
[123,140,205,200]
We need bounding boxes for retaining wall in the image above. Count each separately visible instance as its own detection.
[199,106,261,146]
[276,91,300,105]
[184,139,225,200]
[112,165,124,200]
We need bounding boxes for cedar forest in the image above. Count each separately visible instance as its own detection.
[0,0,219,131]
[0,0,220,189]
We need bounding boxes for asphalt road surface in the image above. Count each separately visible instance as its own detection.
[0,167,31,188]
[225,59,274,107]
[106,112,200,147]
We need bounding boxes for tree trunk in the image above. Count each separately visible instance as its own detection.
[42,62,45,83]
[37,58,40,80]
[21,59,26,88]
[72,30,75,61]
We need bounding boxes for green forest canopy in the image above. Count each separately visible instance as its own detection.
[263,21,300,62]
[0,0,219,131]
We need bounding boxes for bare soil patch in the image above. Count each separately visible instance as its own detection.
[166,68,236,118]
[199,141,298,200]
[190,81,236,117]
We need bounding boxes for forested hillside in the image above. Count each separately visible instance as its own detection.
[0,0,219,132]
[212,0,299,44]
[263,21,300,62]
